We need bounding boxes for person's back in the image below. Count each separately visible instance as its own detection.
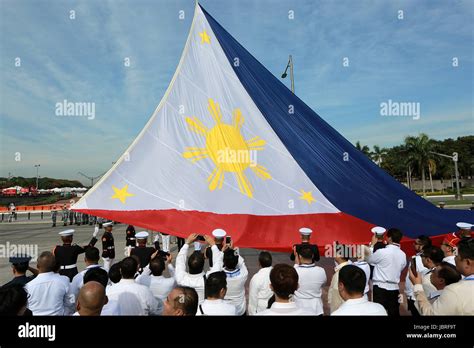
[221,249,248,315]
[25,252,72,315]
[369,244,406,287]
[197,272,237,316]
[293,245,327,315]
[175,234,222,303]
[248,252,273,315]
[331,265,387,316]
[106,257,160,315]
[136,256,176,301]
[257,264,313,316]
[332,297,387,316]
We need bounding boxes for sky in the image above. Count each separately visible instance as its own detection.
[0,0,472,184]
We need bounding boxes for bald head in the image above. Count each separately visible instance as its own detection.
[76,281,107,316]
[37,251,56,273]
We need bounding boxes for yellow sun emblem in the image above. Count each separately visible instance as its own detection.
[183,99,271,198]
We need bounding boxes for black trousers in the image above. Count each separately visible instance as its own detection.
[373,285,400,316]
[59,268,78,282]
[407,298,420,316]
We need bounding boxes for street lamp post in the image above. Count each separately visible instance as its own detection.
[430,151,461,200]
[281,55,295,94]
[34,164,40,189]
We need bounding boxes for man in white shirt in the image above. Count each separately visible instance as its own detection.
[136,253,176,301]
[257,264,313,315]
[328,245,352,313]
[214,245,248,315]
[409,238,474,315]
[420,246,444,298]
[293,244,327,315]
[331,265,387,316]
[106,257,161,315]
[248,251,273,315]
[74,281,107,316]
[197,271,236,315]
[25,251,75,315]
[83,267,121,315]
[69,247,102,303]
[367,227,407,316]
[175,233,222,304]
[404,235,431,316]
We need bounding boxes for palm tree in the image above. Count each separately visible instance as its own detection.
[371,145,387,166]
[404,133,435,197]
[355,141,371,157]
[428,159,437,193]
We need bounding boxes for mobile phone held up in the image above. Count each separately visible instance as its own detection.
[226,236,232,244]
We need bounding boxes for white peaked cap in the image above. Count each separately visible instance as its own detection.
[59,229,75,236]
[456,222,473,230]
[299,227,313,236]
[135,231,149,239]
[371,226,386,235]
[212,229,227,238]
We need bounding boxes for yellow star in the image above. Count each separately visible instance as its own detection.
[199,30,211,44]
[299,190,316,205]
[111,184,135,204]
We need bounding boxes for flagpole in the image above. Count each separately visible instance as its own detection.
[281,55,295,94]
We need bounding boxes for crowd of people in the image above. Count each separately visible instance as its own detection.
[0,221,473,316]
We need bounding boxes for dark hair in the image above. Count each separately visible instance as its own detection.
[416,235,432,248]
[437,262,462,286]
[188,251,205,274]
[338,265,366,295]
[108,262,122,283]
[335,243,350,261]
[269,264,298,299]
[85,247,100,263]
[84,267,109,288]
[298,244,314,260]
[387,228,403,243]
[223,249,239,270]
[12,262,29,274]
[205,271,227,299]
[150,258,165,277]
[422,246,444,265]
[120,257,138,279]
[457,238,474,261]
[0,284,28,315]
[258,251,272,268]
[38,251,56,272]
[173,286,198,316]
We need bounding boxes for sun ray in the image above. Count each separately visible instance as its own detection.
[246,136,266,151]
[250,164,272,180]
[208,167,224,191]
[183,99,271,199]
[208,99,223,125]
[185,117,208,136]
[233,108,244,129]
[183,147,209,163]
[235,171,254,198]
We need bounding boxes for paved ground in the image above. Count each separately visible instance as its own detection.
[0,220,410,315]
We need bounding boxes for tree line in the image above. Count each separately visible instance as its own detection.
[355,135,474,195]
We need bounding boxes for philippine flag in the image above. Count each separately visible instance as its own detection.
[72,3,472,253]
